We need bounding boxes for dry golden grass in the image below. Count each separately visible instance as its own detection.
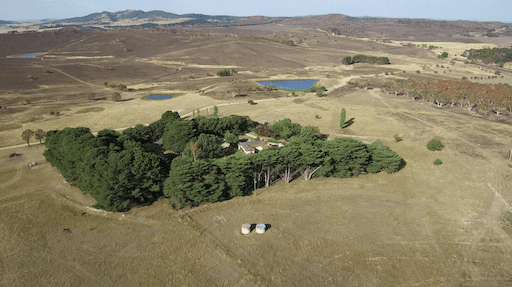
[1,30,512,286]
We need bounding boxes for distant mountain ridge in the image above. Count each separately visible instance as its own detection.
[0,20,16,25]
[50,10,247,24]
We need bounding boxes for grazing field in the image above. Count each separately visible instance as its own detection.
[1,28,512,286]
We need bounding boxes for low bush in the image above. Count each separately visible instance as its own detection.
[434,159,442,165]
[248,100,255,105]
[427,140,444,151]
[217,70,231,77]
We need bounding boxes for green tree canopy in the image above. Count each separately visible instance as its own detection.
[162,119,196,153]
[270,118,301,140]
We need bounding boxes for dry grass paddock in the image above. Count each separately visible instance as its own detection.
[1,29,512,286]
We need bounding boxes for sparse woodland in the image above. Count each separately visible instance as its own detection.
[383,78,512,115]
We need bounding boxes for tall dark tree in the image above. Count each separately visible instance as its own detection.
[366,141,404,173]
[164,157,227,208]
[321,137,370,178]
[196,133,223,159]
[162,119,196,153]
[340,108,346,129]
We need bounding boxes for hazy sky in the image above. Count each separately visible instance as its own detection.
[1,0,511,23]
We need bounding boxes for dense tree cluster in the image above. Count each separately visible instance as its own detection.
[44,112,404,211]
[43,127,172,211]
[343,55,390,65]
[164,128,405,208]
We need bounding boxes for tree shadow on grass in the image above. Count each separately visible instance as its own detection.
[342,118,355,129]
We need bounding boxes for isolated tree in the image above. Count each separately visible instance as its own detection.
[34,129,45,143]
[441,52,448,58]
[342,56,352,65]
[21,129,35,147]
[340,108,347,128]
[112,92,121,102]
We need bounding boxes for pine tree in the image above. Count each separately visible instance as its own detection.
[340,108,346,129]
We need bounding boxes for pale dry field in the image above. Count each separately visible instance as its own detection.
[1,30,512,286]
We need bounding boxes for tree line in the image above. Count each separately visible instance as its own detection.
[342,55,390,65]
[43,111,404,211]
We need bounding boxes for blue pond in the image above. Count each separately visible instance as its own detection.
[16,53,44,58]
[258,80,319,90]
[146,94,175,100]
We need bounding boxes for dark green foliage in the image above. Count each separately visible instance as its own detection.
[9,153,21,158]
[119,124,155,144]
[320,138,370,178]
[466,48,512,64]
[351,55,390,65]
[196,133,223,159]
[340,108,346,128]
[213,106,219,118]
[43,127,95,182]
[162,119,196,153]
[194,115,256,136]
[215,155,253,196]
[342,56,352,65]
[164,157,227,208]
[427,140,444,151]
[270,118,301,140]
[43,112,404,211]
[43,127,167,212]
[147,111,181,142]
[248,100,255,105]
[366,141,404,173]
[217,70,231,76]
[434,159,442,165]
[224,131,239,148]
[441,52,448,58]
[289,126,324,145]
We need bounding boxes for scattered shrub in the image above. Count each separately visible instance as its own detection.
[248,100,255,105]
[427,140,444,151]
[112,92,121,102]
[434,159,442,165]
[416,70,421,74]
[217,70,231,77]
[393,134,403,142]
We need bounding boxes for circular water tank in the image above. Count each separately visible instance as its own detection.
[241,223,251,235]
[256,224,266,234]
